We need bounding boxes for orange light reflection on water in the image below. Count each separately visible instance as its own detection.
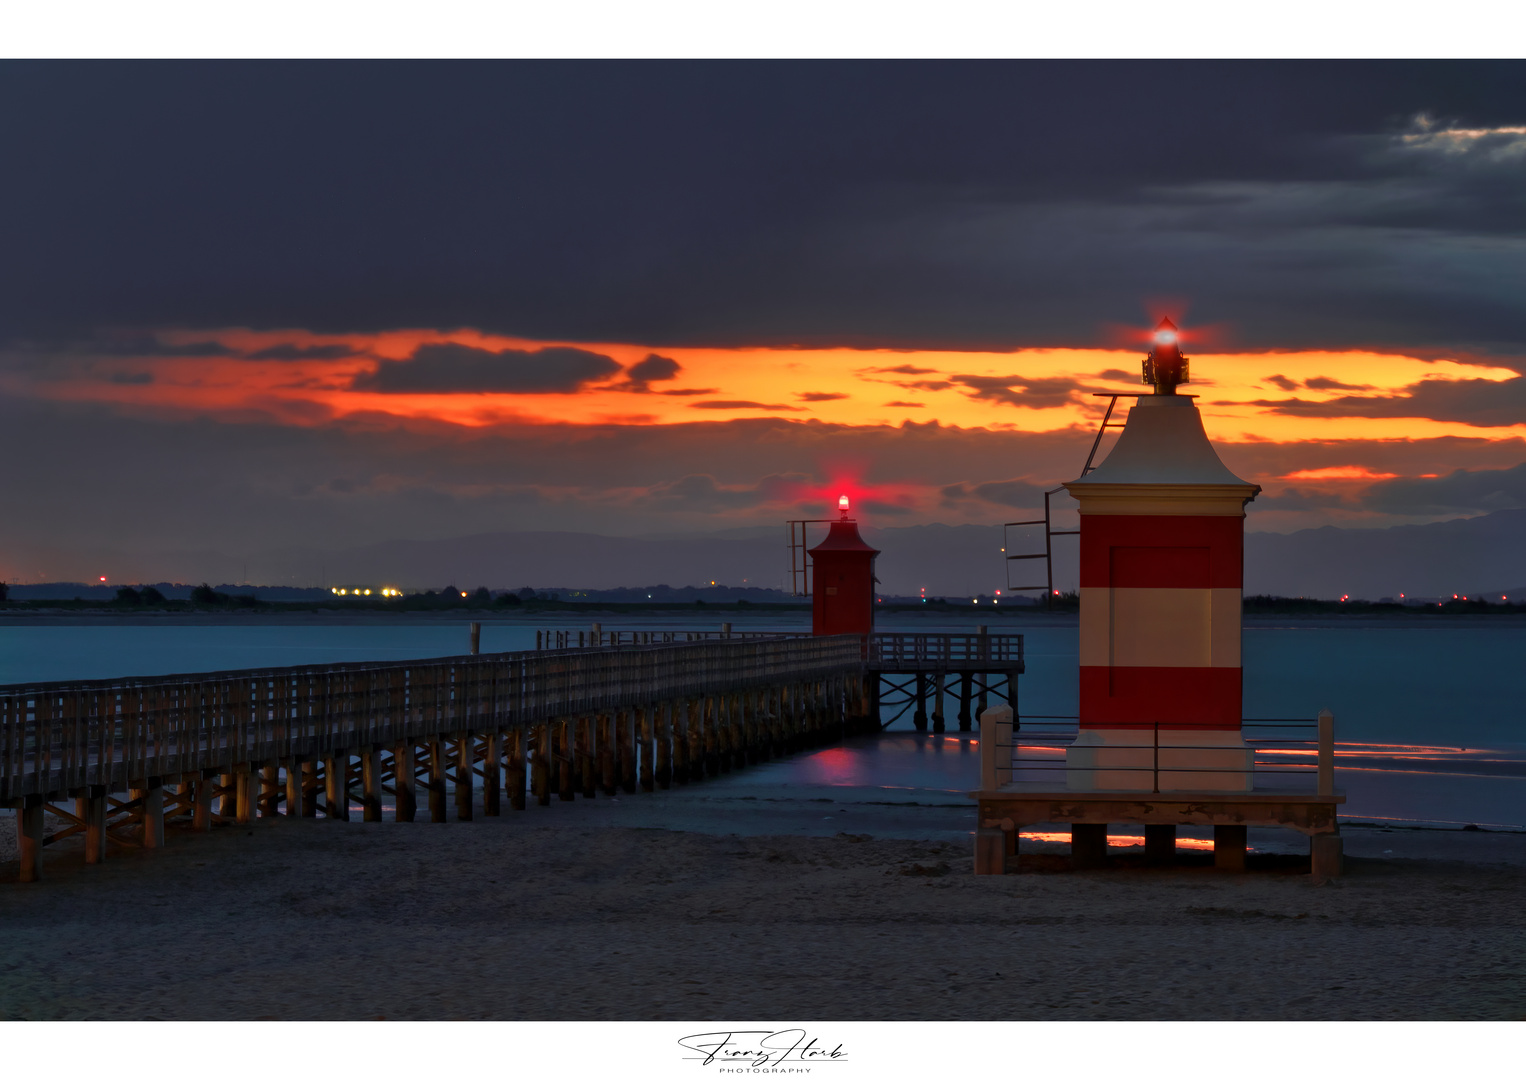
[1018,831,1225,851]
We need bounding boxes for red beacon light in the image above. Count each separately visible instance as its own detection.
[838,494,850,519]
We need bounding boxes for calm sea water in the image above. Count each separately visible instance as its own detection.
[3,613,1521,827]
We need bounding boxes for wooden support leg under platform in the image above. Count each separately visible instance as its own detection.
[505,729,525,811]
[481,732,501,817]
[16,796,44,882]
[428,738,447,822]
[579,716,597,799]
[235,765,254,824]
[973,826,1006,875]
[260,765,280,817]
[325,754,349,821]
[1145,824,1176,865]
[931,675,946,733]
[655,705,671,790]
[454,732,474,821]
[532,723,551,807]
[217,772,236,819]
[140,781,165,848]
[1071,823,1107,870]
[619,711,637,793]
[1214,825,1248,872]
[639,707,655,792]
[600,715,617,794]
[82,788,107,864]
[302,760,320,818]
[192,774,213,832]
[1310,828,1344,879]
[557,721,575,802]
[284,760,300,818]
[361,749,382,822]
[394,742,417,822]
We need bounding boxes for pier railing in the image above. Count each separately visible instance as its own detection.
[977,709,1337,794]
[0,635,865,802]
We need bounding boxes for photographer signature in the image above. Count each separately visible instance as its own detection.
[678,1029,847,1067]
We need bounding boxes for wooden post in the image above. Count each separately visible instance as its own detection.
[1214,825,1248,872]
[579,717,597,798]
[82,787,107,863]
[1318,709,1335,796]
[16,796,44,882]
[1311,828,1344,880]
[192,773,214,832]
[361,749,383,822]
[428,738,447,822]
[482,732,501,816]
[394,741,417,822]
[508,728,527,811]
[141,781,165,848]
[469,622,481,655]
[324,755,350,821]
[533,722,552,806]
[913,673,928,732]
[1071,823,1107,870]
[617,710,636,793]
[302,760,319,818]
[655,703,671,790]
[671,702,689,785]
[639,707,655,792]
[958,673,973,732]
[704,697,720,777]
[217,771,236,819]
[973,827,1006,875]
[557,720,575,801]
[599,714,616,795]
[1144,824,1176,865]
[718,696,734,773]
[455,732,474,821]
[236,765,254,824]
[260,764,280,817]
[932,675,947,733]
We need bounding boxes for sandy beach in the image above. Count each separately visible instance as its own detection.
[2,804,1522,1022]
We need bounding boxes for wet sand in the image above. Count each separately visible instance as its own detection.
[2,809,1522,1021]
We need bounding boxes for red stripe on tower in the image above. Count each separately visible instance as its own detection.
[1061,320,1261,791]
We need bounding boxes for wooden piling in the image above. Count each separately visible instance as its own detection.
[454,732,474,821]
[557,720,575,801]
[82,788,107,863]
[579,716,597,798]
[617,710,636,793]
[599,714,617,795]
[638,707,655,792]
[361,748,383,822]
[428,738,447,822]
[931,675,946,733]
[482,732,501,816]
[16,795,44,881]
[235,765,254,824]
[302,760,319,818]
[141,781,165,848]
[507,728,527,811]
[192,773,214,832]
[1214,825,1248,872]
[655,703,671,789]
[217,771,236,820]
[394,741,417,822]
[325,755,350,821]
[532,722,551,806]
[671,702,689,785]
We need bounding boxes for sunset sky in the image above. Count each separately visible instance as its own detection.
[4,61,1526,579]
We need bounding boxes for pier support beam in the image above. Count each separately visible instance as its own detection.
[428,739,447,822]
[973,826,1006,875]
[325,754,349,821]
[1311,829,1344,880]
[454,732,474,821]
[16,796,44,881]
[81,788,107,864]
[361,750,383,822]
[394,742,417,822]
[1145,824,1176,866]
[557,721,575,802]
[1071,823,1107,870]
[533,723,551,806]
[1214,825,1248,872]
[192,773,214,832]
[139,781,165,848]
[507,729,527,811]
[931,674,946,733]
[482,732,501,817]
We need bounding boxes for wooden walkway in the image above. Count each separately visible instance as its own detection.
[2,635,871,882]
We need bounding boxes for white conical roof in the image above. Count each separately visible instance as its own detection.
[1069,395,1253,487]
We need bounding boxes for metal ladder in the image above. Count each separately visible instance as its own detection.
[1002,394,1130,608]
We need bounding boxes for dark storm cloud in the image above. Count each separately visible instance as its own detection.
[1260,376,1526,426]
[1359,463,1526,514]
[6,62,1526,354]
[632,473,808,510]
[940,479,1048,509]
[245,343,360,360]
[352,343,622,394]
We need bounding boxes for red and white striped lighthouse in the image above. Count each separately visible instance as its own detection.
[1062,320,1261,791]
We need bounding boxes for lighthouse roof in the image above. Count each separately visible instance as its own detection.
[808,519,880,555]
[1069,396,1253,487]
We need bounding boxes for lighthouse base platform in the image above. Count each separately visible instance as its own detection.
[969,785,1346,878]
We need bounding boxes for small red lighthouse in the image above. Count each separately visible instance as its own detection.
[808,495,880,636]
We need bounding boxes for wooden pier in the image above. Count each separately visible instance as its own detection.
[1,635,872,883]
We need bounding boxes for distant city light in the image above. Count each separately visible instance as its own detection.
[99,576,107,582]
[460,591,468,598]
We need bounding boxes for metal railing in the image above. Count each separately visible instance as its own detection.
[865,632,1023,670]
[979,708,1337,795]
[538,627,809,650]
[0,635,866,802]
